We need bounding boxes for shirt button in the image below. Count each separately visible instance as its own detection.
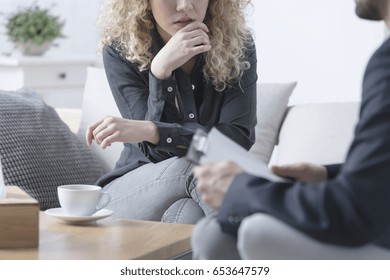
[191,85,195,90]
[167,86,173,92]
[166,137,172,144]
[189,113,195,119]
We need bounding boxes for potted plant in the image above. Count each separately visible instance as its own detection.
[5,3,65,56]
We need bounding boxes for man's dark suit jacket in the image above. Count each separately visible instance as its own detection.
[218,37,390,249]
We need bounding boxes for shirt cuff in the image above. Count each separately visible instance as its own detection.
[153,121,181,150]
[147,71,177,121]
[217,173,254,236]
[148,70,177,99]
[325,164,342,179]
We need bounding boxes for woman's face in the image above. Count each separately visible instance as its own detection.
[150,0,209,43]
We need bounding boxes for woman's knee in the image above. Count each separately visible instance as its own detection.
[162,198,204,224]
[158,157,194,179]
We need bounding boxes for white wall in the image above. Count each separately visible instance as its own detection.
[0,0,386,104]
[248,0,385,104]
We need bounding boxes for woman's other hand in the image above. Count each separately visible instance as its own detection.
[86,116,159,149]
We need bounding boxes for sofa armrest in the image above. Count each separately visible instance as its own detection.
[55,108,82,134]
[275,102,360,165]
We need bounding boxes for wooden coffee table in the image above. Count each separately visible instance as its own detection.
[0,211,194,260]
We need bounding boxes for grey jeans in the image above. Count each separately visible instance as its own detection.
[103,156,213,224]
[192,214,390,259]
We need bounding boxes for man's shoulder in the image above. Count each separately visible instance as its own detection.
[363,38,390,85]
[379,37,390,50]
[369,38,390,64]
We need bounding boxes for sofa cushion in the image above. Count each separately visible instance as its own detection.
[275,102,360,165]
[0,88,105,210]
[249,82,297,163]
[55,108,81,133]
[77,67,123,173]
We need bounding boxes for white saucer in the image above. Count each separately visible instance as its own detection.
[45,208,113,224]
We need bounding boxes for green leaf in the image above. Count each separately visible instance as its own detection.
[4,2,66,44]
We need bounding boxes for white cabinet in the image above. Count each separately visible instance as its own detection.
[0,54,97,108]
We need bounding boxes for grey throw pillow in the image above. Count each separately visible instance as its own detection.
[0,88,105,210]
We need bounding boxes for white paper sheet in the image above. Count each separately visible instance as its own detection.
[199,128,290,182]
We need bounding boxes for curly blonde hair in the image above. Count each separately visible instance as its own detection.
[98,0,253,91]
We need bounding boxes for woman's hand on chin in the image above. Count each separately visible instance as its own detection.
[151,21,211,80]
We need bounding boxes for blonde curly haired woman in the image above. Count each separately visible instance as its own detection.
[86,0,257,224]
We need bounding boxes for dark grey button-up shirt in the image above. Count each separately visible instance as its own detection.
[96,32,258,186]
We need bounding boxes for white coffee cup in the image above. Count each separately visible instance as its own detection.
[58,184,111,216]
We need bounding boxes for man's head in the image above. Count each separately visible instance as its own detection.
[355,0,388,21]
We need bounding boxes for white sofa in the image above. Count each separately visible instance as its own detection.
[57,67,360,171]
[53,67,371,259]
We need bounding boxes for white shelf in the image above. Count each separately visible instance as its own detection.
[0,53,97,108]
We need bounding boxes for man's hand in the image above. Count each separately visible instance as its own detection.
[151,21,211,79]
[86,116,159,149]
[193,161,244,211]
[271,163,328,184]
